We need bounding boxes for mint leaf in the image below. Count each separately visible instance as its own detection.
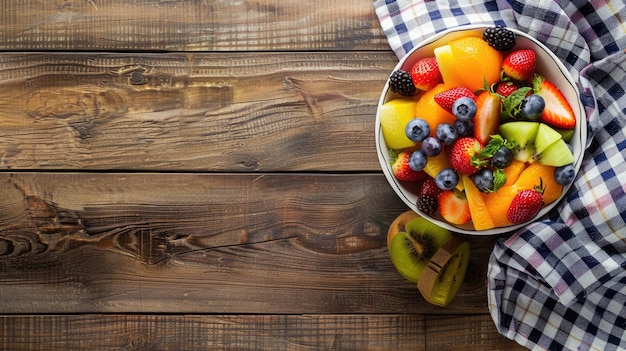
[501,86,532,120]
[493,169,507,192]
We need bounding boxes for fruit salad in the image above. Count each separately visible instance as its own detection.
[379,26,580,232]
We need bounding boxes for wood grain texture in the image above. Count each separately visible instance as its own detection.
[0,52,395,171]
[0,314,525,351]
[0,0,388,51]
[0,172,503,315]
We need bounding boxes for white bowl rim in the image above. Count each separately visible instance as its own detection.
[375,24,587,235]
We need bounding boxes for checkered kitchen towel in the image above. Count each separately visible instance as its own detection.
[373,1,626,350]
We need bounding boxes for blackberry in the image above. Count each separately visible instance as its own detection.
[483,25,516,52]
[389,69,416,96]
[416,195,438,214]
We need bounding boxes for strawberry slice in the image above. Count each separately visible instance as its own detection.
[502,49,536,82]
[473,91,501,145]
[390,150,426,182]
[433,86,475,112]
[535,76,576,130]
[410,57,442,91]
[438,190,471,225]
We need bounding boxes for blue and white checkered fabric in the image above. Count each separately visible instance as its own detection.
[373,1,626,350]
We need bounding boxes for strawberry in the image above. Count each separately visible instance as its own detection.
[449,137,483,175]
[473,91,501,145]
[391,150,426,182]
[534,76,577,129]
[433,87,475,112]
[506,186,544,224]
[416,177,441,214]
[438,190,471,225]
[410,57,442,91]
[502,49,536,82]
[495,81,519,97]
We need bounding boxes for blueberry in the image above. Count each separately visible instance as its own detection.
[520,94,545,120]
[554,164,575,185]
[435,168,459,190]
[421,137,443,157]
[474,169,494,192]
[405,118,430,142]
[452,97,477,121]
[409,150,428,171]
[436,123,458,145]
[454,119,474,137]
[492,146,513,168]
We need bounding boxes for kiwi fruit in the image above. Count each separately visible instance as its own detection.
[417,236,470,307]
[387,215,452,283]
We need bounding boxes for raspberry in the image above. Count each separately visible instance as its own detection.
[483,25,516,52]
[388,69,416,97]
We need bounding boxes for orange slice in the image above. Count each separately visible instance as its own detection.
[448,37,503,92]
[414,83,457,136]
[514,162,563,204]
[462,175,495,230]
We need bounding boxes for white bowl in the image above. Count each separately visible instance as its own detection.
[375,24,587,235]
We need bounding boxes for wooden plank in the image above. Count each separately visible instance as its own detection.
[427,315,528,351]
[0,52,396,171]
[0,0,389,51]
[0,314,426,351]
[0,172,502,314]
[0,314,524,351]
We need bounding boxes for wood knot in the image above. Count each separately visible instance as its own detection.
[130,71,148,85]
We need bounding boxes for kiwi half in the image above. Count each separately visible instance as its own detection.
[387,216,452,283]
[417,236,470,307]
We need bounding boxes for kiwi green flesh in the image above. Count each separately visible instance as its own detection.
[388,217,452,283]
[427,241,470,307]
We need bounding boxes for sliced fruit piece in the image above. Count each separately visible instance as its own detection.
[534,75,577,130]
[499,121,539,148]
[387,216,452,283]
[438,190,471,225]
[433,86,476,112]
[410,57,442,91]
[462,174,495,230]
[448,36,503,92]
[557,128,575,142]
[380,99,418,150]
[391,150,427,182]
[535,122,563,154]
[473,91,501,145]
[538,138,575,167]
[502,159,527,186]
[514,162,563,204]
[482,185,518,227]
[414,84,458,137]
[386,210,419,247]
[502,49,536,82]
[499,121,539,162]
[434,45,466,88]
[417,235,470,307]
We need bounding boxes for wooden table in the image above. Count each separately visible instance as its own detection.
[0,1,527,350]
